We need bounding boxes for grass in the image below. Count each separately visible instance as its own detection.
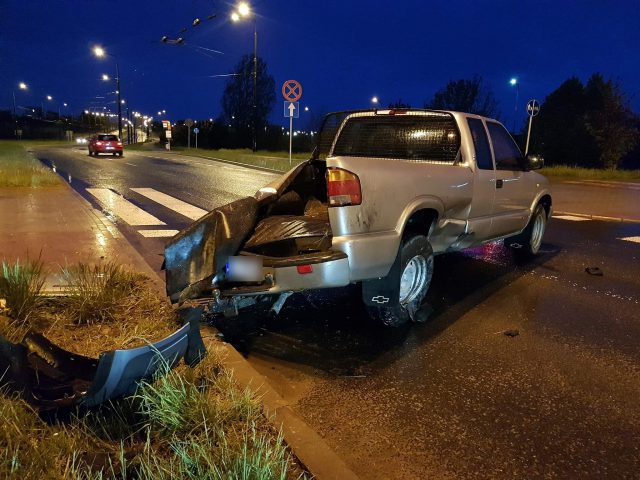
[540,165,640,181]
[0,141,59,187]
[0,259,302,479]
[168,147,310,172]
[60,262,144,325]
[0,258,45,323]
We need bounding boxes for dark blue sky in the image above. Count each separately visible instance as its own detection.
[1,0,638,129]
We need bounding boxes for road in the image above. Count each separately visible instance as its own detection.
[35,145,640,479]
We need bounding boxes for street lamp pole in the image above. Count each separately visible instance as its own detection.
[253,22,257,152]
[116,62,122,139]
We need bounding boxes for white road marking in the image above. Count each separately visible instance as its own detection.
[86,188,166,226]
[619,236,640,244]
[131,187,208,220]
[139,229,180,238]
[553,215,591,222]
[125,162,136,167]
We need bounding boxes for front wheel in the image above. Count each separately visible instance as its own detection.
[506,204,548,256]
[366,235,434,327]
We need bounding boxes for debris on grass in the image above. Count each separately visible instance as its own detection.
[0,259,303,479]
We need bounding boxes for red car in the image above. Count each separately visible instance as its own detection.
[88,134,123,157]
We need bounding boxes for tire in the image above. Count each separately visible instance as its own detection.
[112,152,117,156]
[506,204,548,256]
[88,149,93,156]
[366,235,434,327]
[117,152,123,157]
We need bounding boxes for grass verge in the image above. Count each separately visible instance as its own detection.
[540,165,640,181]
[167,147,309,172]
[0,260,301,479]
[0,141,59,187]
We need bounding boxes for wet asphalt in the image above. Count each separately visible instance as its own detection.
[35,146,640,479]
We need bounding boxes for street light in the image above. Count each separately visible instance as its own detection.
[93,45,123,140]
[12,82,28,137]
[231,1,258,151]
[102,74,110,81]
[510,77,519,133]
[371,96,379,107]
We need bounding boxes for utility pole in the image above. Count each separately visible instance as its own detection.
[116,62,123,140]
[252,24,258,152]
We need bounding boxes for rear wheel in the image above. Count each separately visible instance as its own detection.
[506,203,547,256]
[117,152,123,157]
[366,235,434,327]
[112,152,117,156]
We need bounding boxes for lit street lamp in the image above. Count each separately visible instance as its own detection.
[231,2,258,151]
[12,82,28,136]
[510,77,519,133]
[94,46,123,140]
[371,96,379,107]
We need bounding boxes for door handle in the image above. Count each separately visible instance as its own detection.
[496,179,504,189]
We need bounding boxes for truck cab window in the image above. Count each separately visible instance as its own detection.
[487,122,524,171]
[467,118,493,170]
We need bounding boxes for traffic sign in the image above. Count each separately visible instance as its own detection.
[165,130,172,139]
[282,80,302,102]
[185,118,194,127]
[284,101,299,118]
[162,120,171,130]
[193,127,199,134]
[526,99,540,117]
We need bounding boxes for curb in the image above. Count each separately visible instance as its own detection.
[200,329,360,480]
[554,211,640,224]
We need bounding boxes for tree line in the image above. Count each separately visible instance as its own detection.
[388,74,639,170]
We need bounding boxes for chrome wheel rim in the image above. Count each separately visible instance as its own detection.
[399,255,433,304]
[530,211,546,253]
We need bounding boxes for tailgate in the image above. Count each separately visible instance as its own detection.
[164,196,259,302]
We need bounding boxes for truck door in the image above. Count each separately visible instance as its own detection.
[486,122,531,238]
[466,117,496,241]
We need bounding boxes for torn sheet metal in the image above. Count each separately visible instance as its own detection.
[0,316,205,411]
[164,196,259,303]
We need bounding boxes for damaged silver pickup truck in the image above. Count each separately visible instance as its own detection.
[164,109,552,326]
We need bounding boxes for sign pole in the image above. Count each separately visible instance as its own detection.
[195,131,198,149]
[289,115,293,165]
[524,99,540,156]
[525,115,533,156]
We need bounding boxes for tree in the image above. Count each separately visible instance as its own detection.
[534,77,599,167]
[584,74,639,169]
[426,76,498,117]
[221,54,276,148]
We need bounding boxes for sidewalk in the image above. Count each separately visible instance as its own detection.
[0,184,161,293]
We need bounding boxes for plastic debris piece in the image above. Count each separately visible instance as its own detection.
[585,267,604,276]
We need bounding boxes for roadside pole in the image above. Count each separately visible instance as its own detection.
[193,127,199,149]
[282,80,302,167]
[185,118,194,149]
[525,99,540,155]
[289,112,293,164]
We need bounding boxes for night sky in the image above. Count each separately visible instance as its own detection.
[1,0,638,129]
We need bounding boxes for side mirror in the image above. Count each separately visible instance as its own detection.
[525,154,544,170]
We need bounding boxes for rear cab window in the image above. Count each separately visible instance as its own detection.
[486,122,523,171]
[467,118,493,170]
[332,113,460,163]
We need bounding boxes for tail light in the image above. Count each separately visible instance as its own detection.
[326,167,362,207]
[96,141,103,146]
[117,142,123,146]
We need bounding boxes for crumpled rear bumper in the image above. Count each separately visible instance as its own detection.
[0,309,206,411]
